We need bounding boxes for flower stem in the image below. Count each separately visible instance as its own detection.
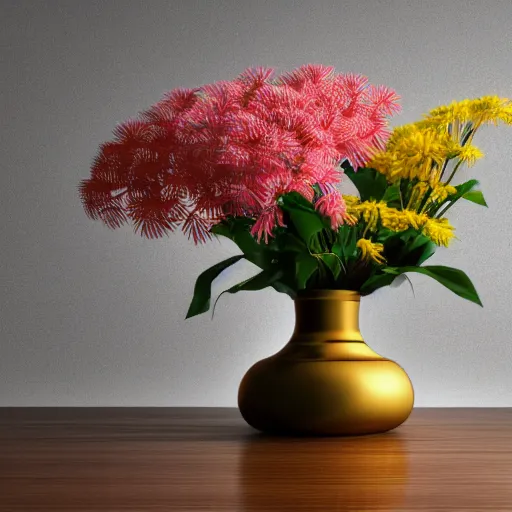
[445,160,463,185]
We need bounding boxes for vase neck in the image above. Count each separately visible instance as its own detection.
[291,290,363,342]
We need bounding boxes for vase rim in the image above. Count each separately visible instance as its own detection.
[296,289,361,301]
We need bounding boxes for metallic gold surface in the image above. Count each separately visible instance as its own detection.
[238,290,414,435]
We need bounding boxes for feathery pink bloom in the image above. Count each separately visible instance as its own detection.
[315,185,347,229]
[251,205,285,244]
[80,64,400,243]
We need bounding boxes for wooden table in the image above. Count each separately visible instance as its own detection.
[0,408,511,511]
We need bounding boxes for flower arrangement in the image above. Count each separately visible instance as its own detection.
[79,65,512,318]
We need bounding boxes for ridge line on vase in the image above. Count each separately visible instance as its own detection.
[238,289,414,436]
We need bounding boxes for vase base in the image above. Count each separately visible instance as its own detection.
[238,357,414,437]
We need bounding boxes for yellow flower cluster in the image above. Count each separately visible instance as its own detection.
[356,238,386,264]
[428,183,458,205]
[405,182,457,210]
[338,97,506,265]
[344,194,364,225]
[424,96,512,128]
[422,218,455,247]
[457,145,484,165]
[367,123,482,185]
[346,198,455,247]
[367,96,511,185]
[406,182,429,209]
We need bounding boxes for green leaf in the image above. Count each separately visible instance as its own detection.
[455,179,480,197]
[390,273,416,297]
[415,240,437,266]
[436,179,485,217]
[269,251,303,297]
[382,183,401,205]
[405,234,437,266]
[212,218,305,298]
[295,253,319,289]
[379,230,437,267]
[462,190,488,207]
[272,232,308,253]
[318,253,343,280]
[383,265,482,306]
[186,255,244,319]
[212,268,284,317]
[312,183,323,201]
[344,166,388,202]
[360,272,397,294]
[333,225,359,265]
[374,227,400,244]
[211,219,274,270]
[279,191,317,212]
[279,193,327,248]
[271,280,297,299]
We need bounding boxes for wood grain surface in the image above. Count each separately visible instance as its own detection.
[0,408,511,511]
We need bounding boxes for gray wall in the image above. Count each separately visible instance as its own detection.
[1,0,511,406]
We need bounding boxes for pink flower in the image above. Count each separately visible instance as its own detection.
[80,64,400,243]
[315,186,347,230]
[250,204,285,244]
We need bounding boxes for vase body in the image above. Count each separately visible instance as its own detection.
[238,290,414,436]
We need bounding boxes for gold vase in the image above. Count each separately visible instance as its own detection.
[238,290,414,435]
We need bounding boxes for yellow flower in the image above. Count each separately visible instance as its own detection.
[343,195,361,206]
[342,195,361,224]
[426,100,472,126]
[368,124,457,183]
[356,238,386,264]
[379,208,410,232]
[427,184,457,205]
[457,144,484,166]
[425,96,512,128]
[347,201,428,234]
[367,96,509,190]
[347,200,454,247]
[407,182,429,209]
[381,208,429,231]
[379,206,427,232]
[423,218,455,247]
[353,200,382,231]
[467,96,512,126]
[404,210,428,230]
